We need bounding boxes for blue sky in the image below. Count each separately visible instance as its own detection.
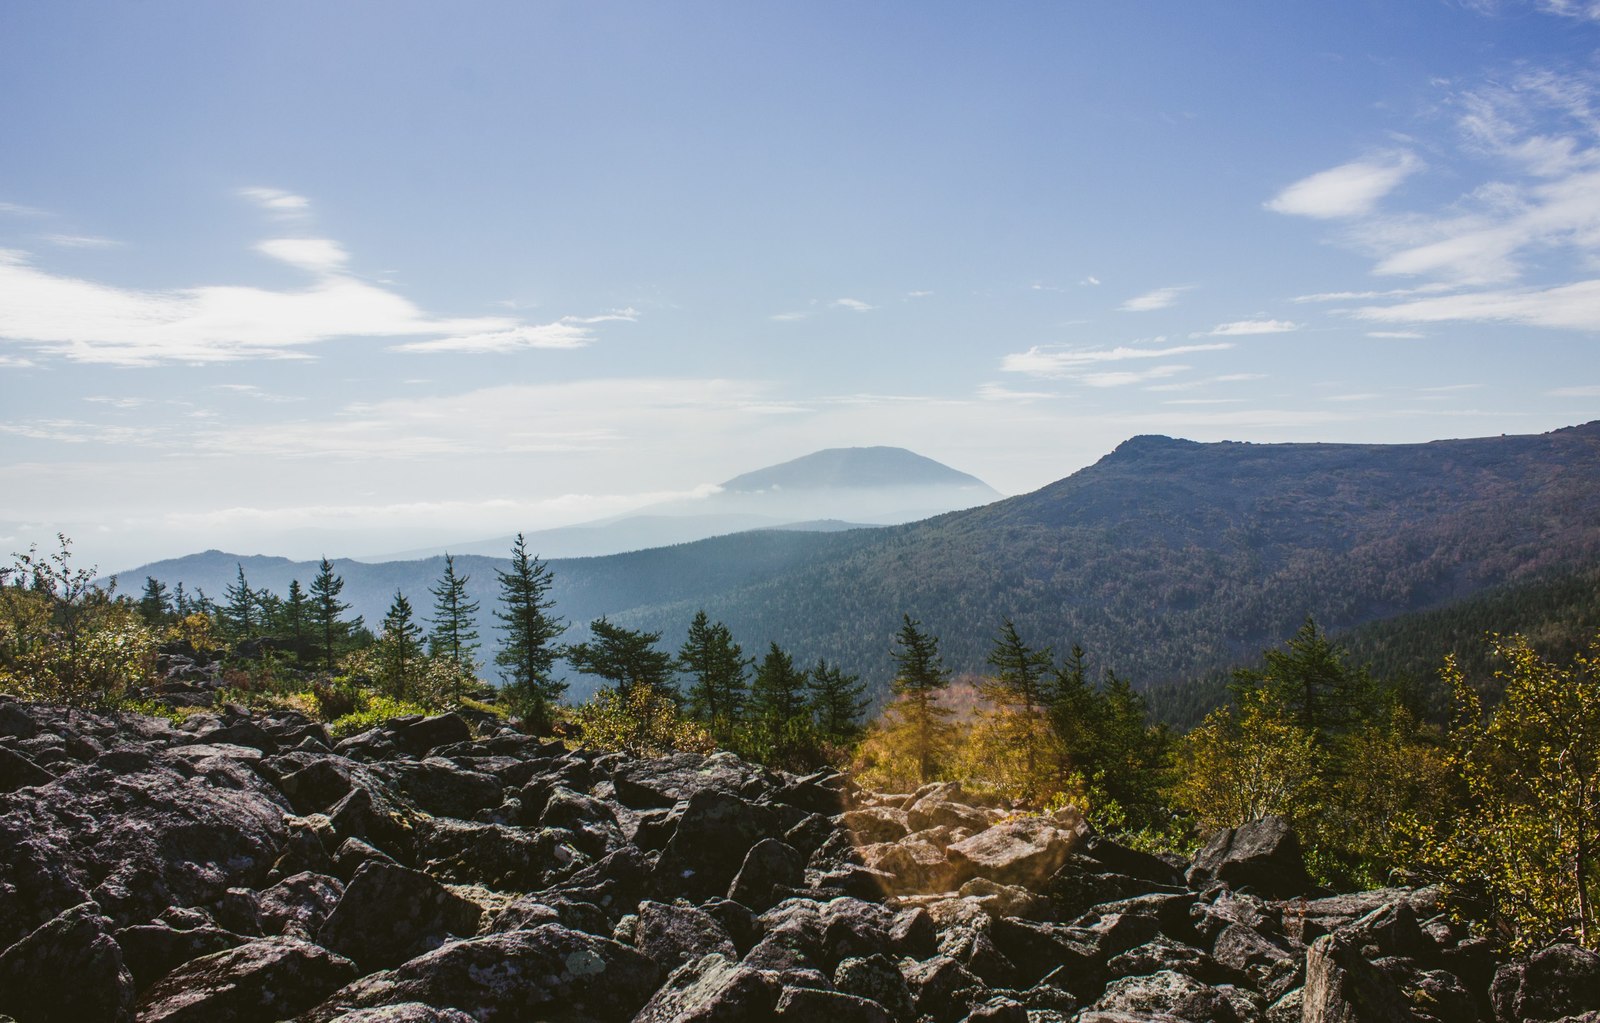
[2,1,1598,571]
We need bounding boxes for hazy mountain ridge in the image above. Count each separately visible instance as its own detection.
[720,446,995,493]
[128,423,1600,700]
[366,446,999,561]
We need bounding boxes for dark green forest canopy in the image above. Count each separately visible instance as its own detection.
[124,423,1600,703]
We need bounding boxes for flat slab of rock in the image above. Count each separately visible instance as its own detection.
[947,817,1081,889]
[136,936,358,1023]
[306,924,660,1023]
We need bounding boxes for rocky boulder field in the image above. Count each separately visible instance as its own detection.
[0,697,1596,1023]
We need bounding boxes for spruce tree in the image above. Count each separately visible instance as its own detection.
[222,564,258,640]
[428,553,481,677]
[890,614,956,784]
[678,610,748,737]
[982,618,1054,784]
[494,534,566,729]
[749,642,811,766]
[809,657,869,744]
[309,557,356,671]
[750,643,807,727]
[283,580,309,661]
[378,589,425,699]
[1234,616,1378,740]
[137,576,170,628]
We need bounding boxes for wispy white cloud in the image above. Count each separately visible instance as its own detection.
[1119,285,1189,312]
[256,238,348,274]
[1326,393,1380,402]
[770,311,810,322]
[906,290,934,298]
[83,396,152,410]
[0,221,620,364]
[976,382,1054,402]
[391,321,599,355]
[1537,0,1600,19]
[1145,372,1267,393]
[1001,341,1232,378]
[1550,383,1600,396]
[43,234,121,249]
[1355,278,1600,330]
[1265,151,1422,219]
[238,187,311,218]
[0,202,48,217]
[1293,284,1454,303]
[1080,365,1192,388]
[1197,319,1300,336]
[833,297,874,312]
[1365,330,1426,338]
[210,384,303,403]
[1081,276,1101,286]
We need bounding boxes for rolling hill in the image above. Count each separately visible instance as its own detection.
[126,422,1600,702]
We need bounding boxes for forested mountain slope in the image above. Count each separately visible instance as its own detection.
[130,422,1600,698]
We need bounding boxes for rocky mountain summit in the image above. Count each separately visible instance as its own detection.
[0,698,1594,1023]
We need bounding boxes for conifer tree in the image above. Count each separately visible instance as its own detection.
[428,553,481,679]
[751,643,807,725]
[494,534,566,729]
[283,580,309,660]
[222,564,258,640]
[809,657,869,744]
[1234,616,1378,741]
[309,557,356,671]
[378,589,425,699]
[565,617,674,697]
[889,614,956,784]
[137,576,170,628]
[677,610,748,738]
[982,619,1055,785]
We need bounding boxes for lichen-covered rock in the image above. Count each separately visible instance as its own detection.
[0,901,134,1023]
[835,953,915,1021]
[115,920,245,993]
[774,985,894,1022]
[656,788,778,900]
[317,861,482,972]
[1491,944,1600,1023]
[305,925,659,1023]
[325,1004,477,1023]
[632,952,781,1023]
[1302,932,1412,1023]
[136,936,358,1023]
[946,817,1081,889]
[0,750,288,949]
[1185,815,1312,899]
[1095,969,1259,1023]
[257,870,344,939]
[728,837,805,910]
[634,900,738,972]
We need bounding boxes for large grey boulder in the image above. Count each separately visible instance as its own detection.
[0,901,135,1023]
[631,952,781,1022]
[305,924,660,1022]
[1491,944,1600,1023]
[136,936,358,1023]
[1186,815,1312,898]
[317,861,483,972]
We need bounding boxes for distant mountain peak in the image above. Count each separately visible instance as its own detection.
[720,446,996,494]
